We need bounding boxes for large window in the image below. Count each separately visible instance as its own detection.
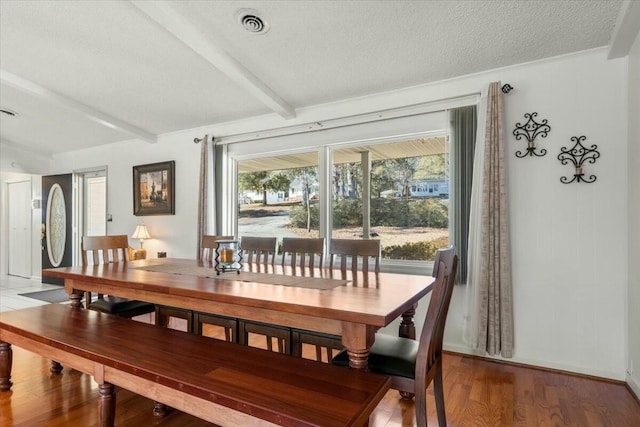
[237,151,320,240]
[224,104,476,273]
[331,136,449,261]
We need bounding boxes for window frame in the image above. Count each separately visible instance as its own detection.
[223,129,451,275]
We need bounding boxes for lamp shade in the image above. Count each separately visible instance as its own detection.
[132,224,151,240]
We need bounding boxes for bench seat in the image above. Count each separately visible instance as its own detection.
[0,304,390,427]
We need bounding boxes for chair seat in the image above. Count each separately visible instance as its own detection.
[90,296,155,317]
[332,334,418,379]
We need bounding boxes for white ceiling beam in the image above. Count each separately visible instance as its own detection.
[0,70,156,143]
[130,0,296,120]
[608,0,640,59]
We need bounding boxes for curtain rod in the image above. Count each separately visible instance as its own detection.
[212,92,482,146]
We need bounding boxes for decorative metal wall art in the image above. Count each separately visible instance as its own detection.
[513,112,551,158]
[557,136,599,184]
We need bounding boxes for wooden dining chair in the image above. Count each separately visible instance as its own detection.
[190,235,238,342]
[240,236,278,266]
[292,238,381,361]
[199,234,234,262]
[333,247,458,427]
[81,235,156,319]
[329,238,381,274]
[238,236,291,353]
[280,237,324,268]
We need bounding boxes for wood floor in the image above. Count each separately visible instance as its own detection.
[1,319,639,426]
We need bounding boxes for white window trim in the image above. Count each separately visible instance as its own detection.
[222,131,449,275]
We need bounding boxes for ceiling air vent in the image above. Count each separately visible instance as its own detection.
[236,9,269,34]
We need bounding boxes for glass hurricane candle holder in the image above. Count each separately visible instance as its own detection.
[215,240,242,275]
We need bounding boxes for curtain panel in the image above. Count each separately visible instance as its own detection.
[197,135,211,258]
[450,105,477,284]
[464,82,514,358]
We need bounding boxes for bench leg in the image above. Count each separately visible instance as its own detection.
[0,341,12,391]
[98,382,116,427]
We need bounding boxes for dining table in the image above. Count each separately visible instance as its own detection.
[44,258,435,370]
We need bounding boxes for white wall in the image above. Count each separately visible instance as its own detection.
[626,33,640,396]
[49,48,629,380]
[441,49,628,380]
[0,172,42,278]
[49,137,202,259]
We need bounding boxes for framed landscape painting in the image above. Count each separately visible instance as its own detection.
[133,161,175,216]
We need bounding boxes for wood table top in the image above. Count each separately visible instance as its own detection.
[45,258,434,328]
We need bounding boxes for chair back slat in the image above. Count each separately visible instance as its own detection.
[240,236,278,266]
[81,235,130,309]
[81,235,129,265]
[329,239,380,273]
[281,237,324,268]
[200,235,234,261]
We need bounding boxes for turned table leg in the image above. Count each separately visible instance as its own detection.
[153,401,170,417]
[98,382,116,427]
[398,304,417,399]
[69,290,84,308]
[347,348,370,371]
[50,360,63,374]
[51,289,86,374]
[398,304,417,339]
[0,341,13,391]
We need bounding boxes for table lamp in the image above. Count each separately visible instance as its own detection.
[131,224,151,260]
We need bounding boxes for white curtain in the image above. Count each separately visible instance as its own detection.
[463,82,514,357]
[196,135,211,258]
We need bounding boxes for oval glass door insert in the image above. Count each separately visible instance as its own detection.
[46,183,66,267]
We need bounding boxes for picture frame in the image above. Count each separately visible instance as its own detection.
[133,161,175,216]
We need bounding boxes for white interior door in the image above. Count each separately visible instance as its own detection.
[8,180,32,278]
[83,172,107,237]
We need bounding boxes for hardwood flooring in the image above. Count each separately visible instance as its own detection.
[1,315,639,426]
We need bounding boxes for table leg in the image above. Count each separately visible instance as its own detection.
[342,322,375,371]
[69,290,84,308]
[398,303,417,339]
[153,401,170,417]
[399,303,417,399]
[98,382,116,427]
[50,360,63,374]
[0,341,13,391]
[346,348,370,370]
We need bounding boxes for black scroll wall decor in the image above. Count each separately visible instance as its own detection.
[557,136,599,184]
[513,112,551,158]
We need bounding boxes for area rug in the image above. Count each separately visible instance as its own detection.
[18,287,69,303]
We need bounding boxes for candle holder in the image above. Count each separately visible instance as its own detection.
[557,135,599,184]
[215,240,243,274]
[513,112,551,158]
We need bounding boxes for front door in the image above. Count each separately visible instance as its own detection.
[42,174,73,285]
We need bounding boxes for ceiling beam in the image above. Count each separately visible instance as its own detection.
[608,0,640,59]
[130,0,296,120]
[0,70,156,144]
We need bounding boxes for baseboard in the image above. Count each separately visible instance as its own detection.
[627,373,640,402]
[444,343,625,382]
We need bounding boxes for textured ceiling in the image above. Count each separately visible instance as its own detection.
[0,0,624,160]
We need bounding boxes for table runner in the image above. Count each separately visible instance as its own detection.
[132,263,348,290]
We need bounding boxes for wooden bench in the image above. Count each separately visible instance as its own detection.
[0,304,390,427]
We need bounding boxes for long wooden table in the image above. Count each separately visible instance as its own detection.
[45,258,435,369]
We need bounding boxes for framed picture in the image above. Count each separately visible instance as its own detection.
[133,161,175,216]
